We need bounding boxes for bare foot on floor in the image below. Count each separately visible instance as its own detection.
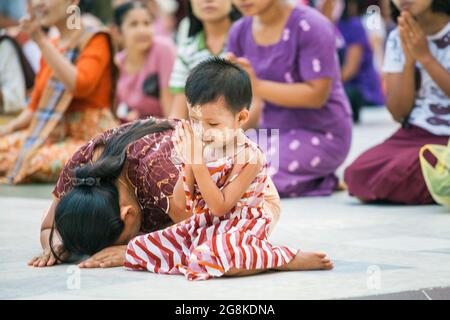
[282,252,334,271]
[336,181,348,191]
[357,196,373,203]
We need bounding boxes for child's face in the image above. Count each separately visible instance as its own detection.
[392,0,433,17]
[188,98,249,150]
[231,0,275,16]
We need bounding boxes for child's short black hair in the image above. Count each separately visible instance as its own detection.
[185,57,253,114]
[390,0,450,23]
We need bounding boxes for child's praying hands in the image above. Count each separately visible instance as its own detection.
[398,11,432,65]
[172,120,204,165]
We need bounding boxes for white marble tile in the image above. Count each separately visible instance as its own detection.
[347,236,450,252]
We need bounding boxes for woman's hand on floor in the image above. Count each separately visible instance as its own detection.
[78,245,127,269]
[28,244,65,267]
[0,125,13,137]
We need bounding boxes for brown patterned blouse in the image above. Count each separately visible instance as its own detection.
[53,118,180,233]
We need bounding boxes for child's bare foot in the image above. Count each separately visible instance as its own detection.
[280,251,334,271]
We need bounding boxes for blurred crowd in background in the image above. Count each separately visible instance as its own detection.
[0,0,449,207]
[0,0,390,122]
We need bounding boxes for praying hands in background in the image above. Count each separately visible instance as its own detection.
[398,11,431,66]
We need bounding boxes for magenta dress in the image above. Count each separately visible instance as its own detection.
[227,5,352,198]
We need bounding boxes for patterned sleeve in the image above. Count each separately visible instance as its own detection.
[382,28,405,74]
[297,14,339,81]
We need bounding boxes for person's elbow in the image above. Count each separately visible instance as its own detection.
[307,79,332,108]
[390,113,404,123]
[208,203,229,217]
[312,93,330,108]
[307,89,330,109]
[386,98,408,123]
[171,199,189,222]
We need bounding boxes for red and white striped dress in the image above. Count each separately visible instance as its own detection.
[124,139,298,280]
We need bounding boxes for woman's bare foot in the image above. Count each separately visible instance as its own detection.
[336,181,348,191]
[279,251,334,271]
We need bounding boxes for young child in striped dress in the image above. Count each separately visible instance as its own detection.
[124,57,333,280]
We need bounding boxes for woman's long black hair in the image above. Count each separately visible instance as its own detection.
[187,2,241,38]
[390,0,450,23]
[50,119,173,261]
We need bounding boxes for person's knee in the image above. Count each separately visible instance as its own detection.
[343,160,366,187]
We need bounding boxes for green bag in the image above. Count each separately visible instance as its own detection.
[420,139,450,207]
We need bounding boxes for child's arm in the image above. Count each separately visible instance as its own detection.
[171,164,195,218]
[171,121,196,217]
[192,153,262,217]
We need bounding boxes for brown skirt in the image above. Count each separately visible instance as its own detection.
[344,125,449,205]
